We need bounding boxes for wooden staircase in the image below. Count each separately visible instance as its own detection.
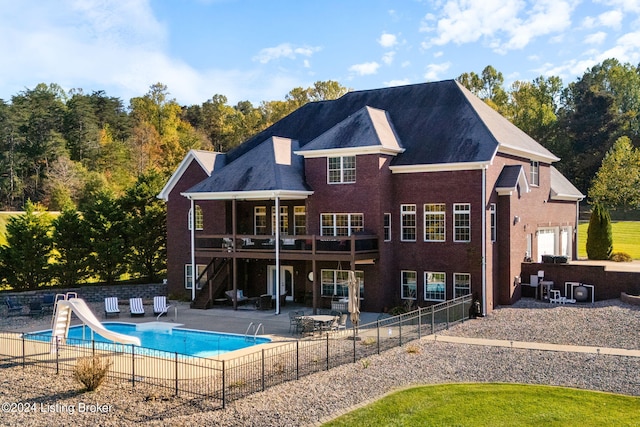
[190,258,231,309]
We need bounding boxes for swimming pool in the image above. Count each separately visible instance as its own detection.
[28,322,271,358]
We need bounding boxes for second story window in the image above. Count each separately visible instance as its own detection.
[530,160,539,186]
[401,204,416,242]
[454,203,471,242]
[294,206,306,235]
[188,205,203,231]
[271,206,289,235]
[383,213,391,241]
[254,206,267,234]
[424,203,445,242]
[328,156,356,184]
[490,203,496,242]
[321,213,363,236]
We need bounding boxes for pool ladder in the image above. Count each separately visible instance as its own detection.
[245,322,264,342]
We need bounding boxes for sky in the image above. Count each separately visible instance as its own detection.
[1,0,639,107]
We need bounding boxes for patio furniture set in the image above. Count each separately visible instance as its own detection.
[288,309,348,336]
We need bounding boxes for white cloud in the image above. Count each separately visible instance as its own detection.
[433,51,444,58]
[382,51,396,65]
[253,43,321,64]
[384,78,411,87]
[598,10,623,28]
[424,62,451,81]
[422,0,575,53]
[378,32,398,48]
[348,62,380,75]
[584,31,608,45]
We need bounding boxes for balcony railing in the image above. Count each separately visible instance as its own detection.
[195,234,379,259]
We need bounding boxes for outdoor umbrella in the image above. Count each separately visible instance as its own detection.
[347,270,360,326]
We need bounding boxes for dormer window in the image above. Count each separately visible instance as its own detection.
[328,156,356,184]
[530,161,539,186]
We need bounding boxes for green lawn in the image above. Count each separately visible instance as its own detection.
[578,221,640,259]
[322,383,640,427]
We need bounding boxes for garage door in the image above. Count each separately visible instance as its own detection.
[537,228,555,262]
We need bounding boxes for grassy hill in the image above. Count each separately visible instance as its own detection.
[578,221,640,259]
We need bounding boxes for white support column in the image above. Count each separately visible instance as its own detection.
[190,198,196,302]
[275,194,281,315]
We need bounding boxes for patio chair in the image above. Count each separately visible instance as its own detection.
[225,289,249,305]
[289,310,304,334]
[299,317,316,336]
[41,294,55,313]
[104,297,120,317]
[153,296,171,317]
[29,301,43,318]
[129,298,145,317]
[337,313,348,330]
[5,297,24,316]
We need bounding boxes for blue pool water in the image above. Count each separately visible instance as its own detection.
[28,323,270,358]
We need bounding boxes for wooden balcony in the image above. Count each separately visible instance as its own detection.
[194,234,379,262]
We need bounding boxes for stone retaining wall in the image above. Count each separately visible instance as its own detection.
[1,283,167,306]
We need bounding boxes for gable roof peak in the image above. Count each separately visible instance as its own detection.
[295,104,404,157]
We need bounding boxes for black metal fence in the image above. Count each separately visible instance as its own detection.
[0,294,472,408]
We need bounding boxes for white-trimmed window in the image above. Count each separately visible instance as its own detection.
[454,273,471,298]
[320,213,363,236]
[188,205,203,231]
[490,203,496,242]
[530,161,539,186]
[294,206,306,235]
[401,204,416,242]
[328,156,356,184]
[424,203,446,242]
[454,203,471,242]
[271,206,289,235]
[383,213,391,242]
[425,272,446,301]
[401,270,417,300]
[185,264,206,290]
[254,206,267,234]
[321,269,364,297]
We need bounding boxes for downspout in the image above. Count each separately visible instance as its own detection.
[482,166,487,316]
[190,198,196,302]
[274,194,281,315]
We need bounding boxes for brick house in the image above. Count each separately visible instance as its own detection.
[158,80,583,315]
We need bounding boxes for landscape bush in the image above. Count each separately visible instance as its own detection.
[73,355,113,391]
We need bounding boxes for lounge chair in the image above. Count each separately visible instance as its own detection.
[153,296,171,317]
[41,294,55,313]
[129,298,145,316]
[105,297,120,317]
[29,301,44,318]
[225,289,249,305]
[5,297,24,316]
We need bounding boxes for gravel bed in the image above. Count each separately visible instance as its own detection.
[1,299,638,426]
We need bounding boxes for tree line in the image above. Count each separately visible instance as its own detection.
[0,171,166,290]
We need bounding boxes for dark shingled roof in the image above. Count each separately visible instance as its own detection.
[185,80,563,196]
[225,80,555,167]
[495,165,525,189]
[301,106,403,152]
[186,137,310,194]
